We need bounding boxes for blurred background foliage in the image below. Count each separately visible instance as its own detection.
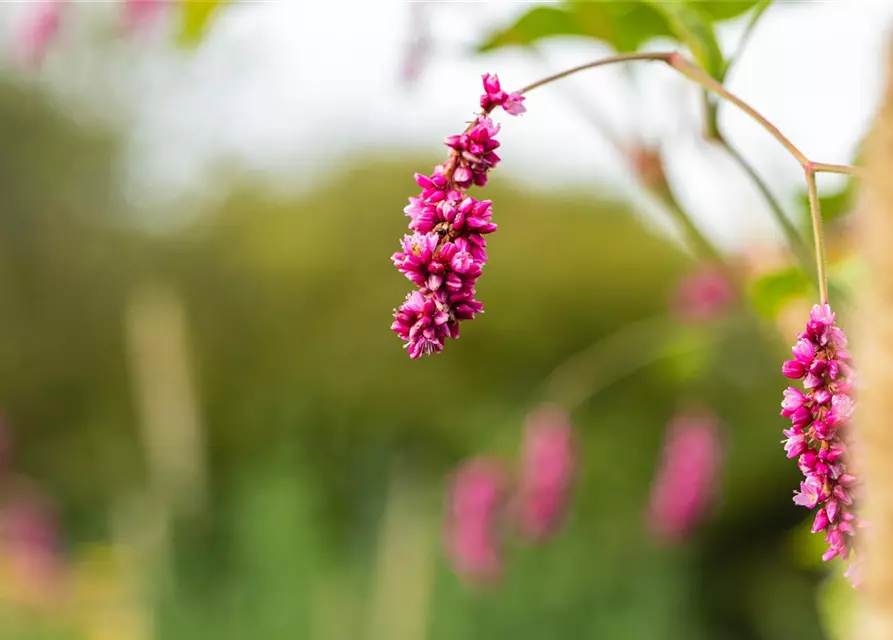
[0,0,862,638]
[0,76,828,640]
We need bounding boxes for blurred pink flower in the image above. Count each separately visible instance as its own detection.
[646,408,723,542]
[516,404,576,542]
[444,458,509,584]
[671,265,735,324]
[0,495,64,602]
[629,145,669,194]
[398,3,431,89]
[121,0,165,34]
[15,0,65,69]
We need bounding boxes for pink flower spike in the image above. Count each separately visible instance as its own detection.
[779,302,860,578]
[391,71,523,357]
[444,458,510,585]
[646,408,722,543]
[516,405,576,542]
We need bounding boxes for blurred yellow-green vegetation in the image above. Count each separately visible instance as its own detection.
[0,69,841,639]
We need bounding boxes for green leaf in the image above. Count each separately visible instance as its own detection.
[476,2,674,54]
[177,0,225,48]
[748,267,812,319]
[476,7,581,53]
[475,1,762,81]
[568,2,675,53]
[688,1,766,22]
[646,2,726,79]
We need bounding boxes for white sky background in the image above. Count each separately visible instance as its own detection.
[1,1,893,250]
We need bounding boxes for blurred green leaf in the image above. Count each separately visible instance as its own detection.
[691,1,766,22]
[788,518,827,569]
[476,7,581,52]
[719,0,772,81]
[177,0,224,48]
[658,325,712,382]
[476,2,674,54]
[797,181,855,227]
[570,2,674,52]
[817,566,856,640]
[646,2,725,78]
[828,255,867,301]
[749,267,812,319]
[476,0,770,69]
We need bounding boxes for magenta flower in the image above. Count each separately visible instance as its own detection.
[444,458,509,584]
[646,409,722,542]
[792,475,823,509]
[392,233,482,294]
[516,405,576,541]
[780,304,860,576]
[390,290,452,359]
[391,73,523,358]
[670,264,735,324]
[480,73,526,115]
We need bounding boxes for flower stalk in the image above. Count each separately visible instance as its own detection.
[514,50,857,306]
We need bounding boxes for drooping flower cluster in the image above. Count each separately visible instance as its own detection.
[781,304,859,568]
[646,408,723,542]
[391,74,525,358]
[444,404,575,585]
